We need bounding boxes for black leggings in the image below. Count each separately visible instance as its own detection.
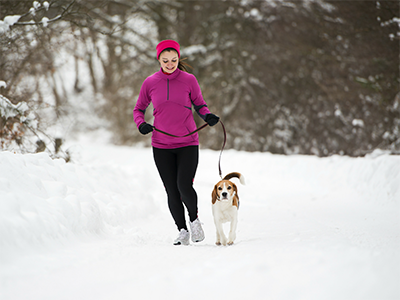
[153,146,199,231]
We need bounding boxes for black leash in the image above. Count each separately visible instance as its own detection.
[218,121,226,179]
[152,123,208,138]
[152,121,226,178]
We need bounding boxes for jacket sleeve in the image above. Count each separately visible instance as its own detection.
[189,75,211,120]
[133,79,151,128]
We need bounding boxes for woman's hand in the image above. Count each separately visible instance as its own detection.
[205,113,220,126]
[139,122,154,135]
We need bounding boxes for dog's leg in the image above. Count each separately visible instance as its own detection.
[214,218,221,245]
[215,229,221,246]
[227,217,238,245]
[219,231,227,246]
[214,220,227,246]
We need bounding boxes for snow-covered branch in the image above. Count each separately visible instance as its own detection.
[13,14,62,27]
[0,0,76,32]
[0,95,37,129]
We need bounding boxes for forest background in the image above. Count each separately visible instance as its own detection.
[1,0,399,158]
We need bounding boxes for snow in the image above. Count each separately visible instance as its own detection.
[33,1,41,10]
[352,119,365,127]
[43,1,50,11]
[0,135,399,300]
[0,15,21,33]
[0,95,27,119]
[41,17,49,27]
[0,95,37,130]
[181,45,207,57]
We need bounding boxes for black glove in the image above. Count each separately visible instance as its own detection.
[139,122,153,135]
[205,113,220,126]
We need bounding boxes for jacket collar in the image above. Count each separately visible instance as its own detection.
[158,68,180,80]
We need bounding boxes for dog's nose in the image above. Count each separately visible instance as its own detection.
[222,192,227,198]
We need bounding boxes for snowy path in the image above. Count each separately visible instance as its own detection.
[1,141,399,300]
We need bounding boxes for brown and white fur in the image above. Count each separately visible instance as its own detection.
[212,172,245,246]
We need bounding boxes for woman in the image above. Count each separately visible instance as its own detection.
[133,39,219,245]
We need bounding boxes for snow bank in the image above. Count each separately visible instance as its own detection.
[0,148,158,258]
[273,150,399,204]
[218,148,399,204]
[0,143,399,300]
[1,145,398,255]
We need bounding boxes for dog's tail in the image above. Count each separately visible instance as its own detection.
[223,172,245,185]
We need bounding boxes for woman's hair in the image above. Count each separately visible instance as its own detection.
[160,48,193,72]
[178,57,192,72]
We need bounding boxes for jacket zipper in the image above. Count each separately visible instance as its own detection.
[167,79,169,100]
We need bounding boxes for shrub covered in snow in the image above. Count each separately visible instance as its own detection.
[0,94,37,151]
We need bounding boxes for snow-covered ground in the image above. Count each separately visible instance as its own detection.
[1,135,399,300]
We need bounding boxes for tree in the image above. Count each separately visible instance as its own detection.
[1,0,399,157]
[149,0,399,155]
[1,0,158,154]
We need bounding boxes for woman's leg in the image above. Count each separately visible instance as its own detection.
[175,146,199,223]
[175,146,204,242]
[153,147,187,230]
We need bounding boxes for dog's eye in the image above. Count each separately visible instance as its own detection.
[218,187,222,190]
[228,186,232,190]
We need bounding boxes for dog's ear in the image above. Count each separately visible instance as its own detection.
[232,182,238,195]
[232,183,239,207]
[233,194,239,208]
[212,184,218,204]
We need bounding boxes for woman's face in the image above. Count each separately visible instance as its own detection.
[158,50,179,74]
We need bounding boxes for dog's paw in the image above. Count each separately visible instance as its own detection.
[215,241,222,246]
[227,241,234,246]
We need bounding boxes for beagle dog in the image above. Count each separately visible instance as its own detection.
[212,172,245,246]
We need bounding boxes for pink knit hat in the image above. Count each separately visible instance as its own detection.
[156,40,180,59]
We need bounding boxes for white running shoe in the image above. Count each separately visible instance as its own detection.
[173,229,190,245]
[189,218,205,243]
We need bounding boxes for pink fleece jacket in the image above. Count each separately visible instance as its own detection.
[133,68,211,149]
